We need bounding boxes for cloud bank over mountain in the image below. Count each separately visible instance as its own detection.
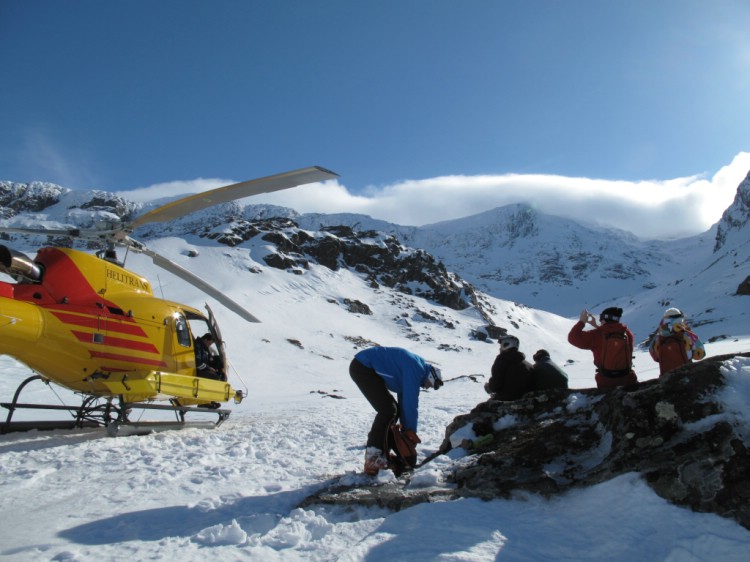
[117,152,750,240]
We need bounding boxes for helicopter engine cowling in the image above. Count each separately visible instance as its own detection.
[0,245,42,282]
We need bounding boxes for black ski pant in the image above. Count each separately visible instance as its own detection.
[349,358,398,450]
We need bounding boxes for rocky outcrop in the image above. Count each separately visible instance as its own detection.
[206,219,487,316]
[738,276,750,296]
[76,191,138,220]
[0,182,139,226]
[715,170,750,252]
[0,181,68,214]
[303,353,750,530]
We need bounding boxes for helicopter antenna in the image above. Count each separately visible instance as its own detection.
[156,273,165,300]
[122,243,132,266]
[226,354,250,397]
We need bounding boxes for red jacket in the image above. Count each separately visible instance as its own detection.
[567,320,635,370]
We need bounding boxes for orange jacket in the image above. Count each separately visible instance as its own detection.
[568,320,635,370]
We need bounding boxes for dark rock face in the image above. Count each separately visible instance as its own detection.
[206,218,487,317]
[303,353,750,530]
[75,191,138,220]
[0,182,67,214]
[0,183,137,220]
[737,276,750,296]
[343,299,372,315]
[715,170,750,252]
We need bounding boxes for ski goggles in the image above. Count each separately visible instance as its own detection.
[426,367,444,390]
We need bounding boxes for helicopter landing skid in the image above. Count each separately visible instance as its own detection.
[106,401,231,437]
[1,375,231,436]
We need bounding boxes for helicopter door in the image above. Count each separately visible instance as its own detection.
[206,304,227,376]
[205,304,227,363]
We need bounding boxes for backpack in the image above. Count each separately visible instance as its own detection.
[385,421,417,476]
[658,333,690,374]
[600,330,632,377]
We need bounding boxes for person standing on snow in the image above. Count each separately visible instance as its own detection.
[349,346,443,476]
[530,349,569,390]
[649,307,706,376]
[484,335,534,400]
[568,306,638,390]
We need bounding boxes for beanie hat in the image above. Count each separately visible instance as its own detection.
[599,307,623,323]
[533,349,550,362]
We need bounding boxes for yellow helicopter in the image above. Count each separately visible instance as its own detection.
[0,166,338,435]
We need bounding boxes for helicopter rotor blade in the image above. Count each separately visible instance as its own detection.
[138,245,261,323]
[0,226,82,238]
[128,166,338,230]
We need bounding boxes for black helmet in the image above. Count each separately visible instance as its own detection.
[599,307,622,323]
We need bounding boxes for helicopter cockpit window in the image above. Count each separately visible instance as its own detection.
[174,314,191,348]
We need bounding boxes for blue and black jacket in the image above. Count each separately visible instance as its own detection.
[354,346,432,432]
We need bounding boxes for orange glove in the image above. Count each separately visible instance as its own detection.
[402,429,421,444]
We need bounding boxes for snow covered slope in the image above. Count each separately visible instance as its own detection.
[2,174,750,559]
[1,232,749,560]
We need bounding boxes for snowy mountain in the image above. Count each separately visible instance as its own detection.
[5,170,748,341]
[1,176,750,560]
[303,174,750,342]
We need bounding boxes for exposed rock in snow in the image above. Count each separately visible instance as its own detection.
[303,353,750,531]
[715,170,750,251]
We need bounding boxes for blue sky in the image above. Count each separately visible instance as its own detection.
[1,1,749,238]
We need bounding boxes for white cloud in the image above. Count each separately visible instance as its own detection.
[116,178,235,204]
[119,152,750,240]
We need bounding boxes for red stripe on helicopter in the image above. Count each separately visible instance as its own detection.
[89,350,168,368]
[71,330,160,354]
[50,311,148,337]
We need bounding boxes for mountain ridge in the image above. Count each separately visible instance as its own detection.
[1,172,748,342]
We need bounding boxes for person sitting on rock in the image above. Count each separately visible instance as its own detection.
[484,335,534,400]
[530,349,569,390]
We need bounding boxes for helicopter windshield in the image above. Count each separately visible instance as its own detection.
[174,313,192,348]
